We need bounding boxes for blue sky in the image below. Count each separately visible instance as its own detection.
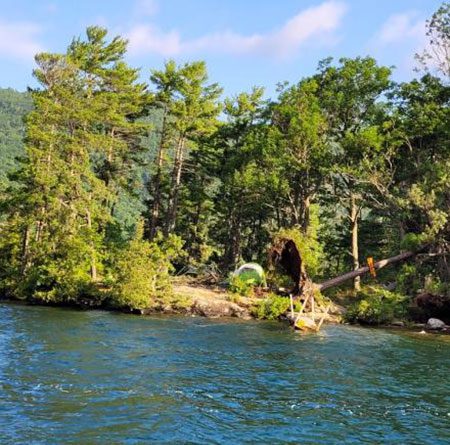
[0,0,443,98]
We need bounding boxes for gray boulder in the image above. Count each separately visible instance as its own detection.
[426,318,446,330]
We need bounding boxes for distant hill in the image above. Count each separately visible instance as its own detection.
[0,88,32,189]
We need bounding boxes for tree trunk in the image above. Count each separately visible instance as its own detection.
[301,195,311,232]
[165,135,185,235]
[86,207,97,281]
[350,194,360,291]
[20,225,31,275]
[317,250,416,291]
[223,204,241,270]
[149,109,168,239]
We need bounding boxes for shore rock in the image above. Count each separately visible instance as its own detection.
[191,298,250,318]
[426,318,446,330]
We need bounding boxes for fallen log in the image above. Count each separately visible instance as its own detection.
[270,236,420,295]
[317,250,416,291]
[270,237,423,332]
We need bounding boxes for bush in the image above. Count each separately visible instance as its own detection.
[397,264,421,296]
[228,274,254,297]
[16,234,99,304]
[111,223,183,310]
[253,294,290,320]
[400,232,428,251]
[345,285,408,325]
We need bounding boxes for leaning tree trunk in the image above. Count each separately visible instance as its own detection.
[270,236,419,298]
[317,250,416,291]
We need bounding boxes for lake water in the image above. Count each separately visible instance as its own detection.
[1,303,449,444]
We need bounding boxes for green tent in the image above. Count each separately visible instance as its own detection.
[233,263,267,287]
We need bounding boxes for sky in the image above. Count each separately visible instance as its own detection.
[0,0,443,98]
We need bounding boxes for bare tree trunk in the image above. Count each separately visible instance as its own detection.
[350,194,360,291]
[165,135,185,235]
[20,226,31,275]
[86,207,97,281]
[318,250,416,291]
[301,195,311,232]
[223,205,241,270]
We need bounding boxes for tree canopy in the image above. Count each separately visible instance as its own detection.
[0,3,448,311]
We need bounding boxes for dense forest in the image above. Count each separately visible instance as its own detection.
[0,3,448,318]
[0,88,32,192]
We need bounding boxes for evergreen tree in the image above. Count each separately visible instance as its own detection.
[315,57,392,290]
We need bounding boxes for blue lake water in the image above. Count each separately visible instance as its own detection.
[1,303,449,444]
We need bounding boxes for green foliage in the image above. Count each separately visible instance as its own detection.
[253,294,290,320]
[397,264,421,296]
[424,275,449,296]
[228,273,257,297]
[345,286,408,325]
[0,89,32,193]
[0,5,448,316]
[111,224,183,310]
[400,233,429,251]
[415,2,450,77]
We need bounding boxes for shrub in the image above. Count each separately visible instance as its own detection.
[111,223,183,310]
[397,264,421,296]
[253,294,290,320]
[345,285,408,325]
[400,232,428,251]
[228,272,258,297]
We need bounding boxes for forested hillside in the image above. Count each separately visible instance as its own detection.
[0,88,32,191]
[0,3,448,317]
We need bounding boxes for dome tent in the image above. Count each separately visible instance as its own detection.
[233,263,267,287]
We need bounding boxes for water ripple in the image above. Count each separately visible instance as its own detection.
[0,304,449,444]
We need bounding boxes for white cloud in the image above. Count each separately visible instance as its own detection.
[0,20,43,60]
[374,12,425,46]
[134,0,159,17]
[369,11,429,76]
[126,1,347,58]
[127,24,181,56]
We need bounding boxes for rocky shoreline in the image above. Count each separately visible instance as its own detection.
[2,284,449,335]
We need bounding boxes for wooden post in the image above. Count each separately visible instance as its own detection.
[310,294,315,322]
[316,305,331,332]
[289,294,294,317]
[294,298,309,325]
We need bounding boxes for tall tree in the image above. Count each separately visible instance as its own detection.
[315,57,392,290]
[164,61,222,235]
[147,61,181,239]
[416,2,450,78]
[272,77,330,230]
[389,74,450,283]
[0,27,148,301]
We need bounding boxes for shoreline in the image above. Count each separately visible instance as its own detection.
[1,285,448,335]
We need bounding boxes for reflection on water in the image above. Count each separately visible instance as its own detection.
[0,303,449,444]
